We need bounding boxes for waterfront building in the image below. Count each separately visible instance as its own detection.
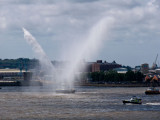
[0,69,33,86]
[0,69,25,80]
[145,74,160,86]
[141,63,149,74]
[90,60,121,72]
[51,60,122,73]
[92,63,100,72]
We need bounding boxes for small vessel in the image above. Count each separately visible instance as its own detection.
[123,96,142,104]
[55,89,76,94]
[145,87,160,95]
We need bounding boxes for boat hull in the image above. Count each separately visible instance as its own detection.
[123,100,142,104]
[145,91,160,95]
[55,89,76,94]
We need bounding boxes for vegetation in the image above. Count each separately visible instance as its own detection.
[0,58,39,69]
[88,70,144,83]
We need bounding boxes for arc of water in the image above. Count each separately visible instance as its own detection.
[22,28,56,84]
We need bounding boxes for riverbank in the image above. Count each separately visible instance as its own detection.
[0,81,154,87]
[0,80,42,86]
[80,83,152,87]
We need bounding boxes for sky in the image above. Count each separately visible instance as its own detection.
[0,0,160,67]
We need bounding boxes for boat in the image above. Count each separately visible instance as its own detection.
[145,87,160,95]
[123,96,142,104]
[55,89,76,94]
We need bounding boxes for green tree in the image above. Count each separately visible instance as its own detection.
[90,72,99,82]
[135,72,144,82]
[105,70,118,82]
[125,70,135,82]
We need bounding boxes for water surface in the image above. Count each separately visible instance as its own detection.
[0,86,160,120]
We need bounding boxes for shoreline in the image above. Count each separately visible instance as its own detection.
[79,83,153,87]
[0,82,156,87]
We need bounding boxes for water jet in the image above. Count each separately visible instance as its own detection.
[22,17,114,93]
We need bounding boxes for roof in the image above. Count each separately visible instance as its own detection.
[117,71,127,74]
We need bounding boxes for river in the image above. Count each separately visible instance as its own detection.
[0,86,160,120]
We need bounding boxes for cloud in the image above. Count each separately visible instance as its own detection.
[0,0,160,66]
[1,0,159,36]
[0,17,7,29]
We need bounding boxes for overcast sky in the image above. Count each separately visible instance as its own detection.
[0,0,160,67]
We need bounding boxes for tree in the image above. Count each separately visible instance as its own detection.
[125,70,135,82]
[105,70,118,82]
[135,72,144,82]
[90,72,99,82]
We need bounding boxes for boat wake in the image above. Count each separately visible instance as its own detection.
[145,103,160,105]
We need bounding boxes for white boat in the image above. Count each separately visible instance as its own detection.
[145,87,160,95]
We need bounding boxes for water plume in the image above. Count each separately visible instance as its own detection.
[22,16,115,91]
[23,28,56,86]
[23,28,53,69]
[60,17,115,88]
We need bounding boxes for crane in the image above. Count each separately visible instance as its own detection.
[152,54,158,69]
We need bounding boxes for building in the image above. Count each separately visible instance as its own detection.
[89,60,121,72]
[145,74,160,86]
[114,68,128,74]
[0,69,33,86]
[0,69,25,80]
[92,63,100,72]
[141,63,149,74]
[52,60,121,73]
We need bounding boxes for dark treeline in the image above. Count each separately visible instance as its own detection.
[88,70,144,83]
[0,58,39,69]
